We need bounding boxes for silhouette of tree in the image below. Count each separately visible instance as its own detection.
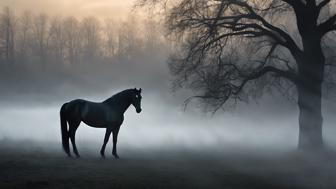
[143,18,163,51]
[139,0,336,149]
[102,18,117,59]
[32,13,49,63]
[49,16,66,64]
[117,16,142,60]
[0,7,16,64]
[80,16,101,63]
[0,7,168,66]
[63,16,81,64]
[16,11,33,63]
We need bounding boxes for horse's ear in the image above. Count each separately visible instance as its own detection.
[139,88,142,92]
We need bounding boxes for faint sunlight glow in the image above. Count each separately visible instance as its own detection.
[0,0,136,19]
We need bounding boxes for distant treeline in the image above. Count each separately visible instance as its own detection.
[0,7,168,65]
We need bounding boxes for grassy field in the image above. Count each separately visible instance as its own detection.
[0,140,335,189]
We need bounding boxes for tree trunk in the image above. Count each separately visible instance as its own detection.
[297,47,325,150]
[297,80,323,149]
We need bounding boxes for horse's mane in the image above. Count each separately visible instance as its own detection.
[103,89,134,106]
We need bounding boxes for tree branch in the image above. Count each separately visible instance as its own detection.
[280,0,305,10]
[317,0,330,11]
[318,14,336,36]
[225,1,302,58]
[234,66,297,95]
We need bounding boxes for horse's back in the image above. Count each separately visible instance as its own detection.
[63,99,123,127]
[80,100,123,127]
[63,99,87,120]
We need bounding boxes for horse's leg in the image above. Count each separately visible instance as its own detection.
[100,128,112,158]
[69,120,81,158]
[112,126,120,159]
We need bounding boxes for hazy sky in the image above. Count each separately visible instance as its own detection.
[0,0,136,19]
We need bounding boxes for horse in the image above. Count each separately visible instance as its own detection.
[60,88,142,158]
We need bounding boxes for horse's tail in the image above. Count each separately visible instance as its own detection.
[60,103,70,156]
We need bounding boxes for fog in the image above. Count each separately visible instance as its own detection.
[0,2,336,189]
[0,99,298,150]
[0,0,335,155]
[1,68,336,153]
[1,76,336,188]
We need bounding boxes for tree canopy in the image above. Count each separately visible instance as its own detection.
[139,0,336,111]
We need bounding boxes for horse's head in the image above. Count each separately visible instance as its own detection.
[131,88,142,113]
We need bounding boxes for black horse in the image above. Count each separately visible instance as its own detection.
[60,88,142,158]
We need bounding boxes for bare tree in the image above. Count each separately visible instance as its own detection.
[139,0,336,149]
[32,13,49,63]
[0,7,16,64]
[143,17,164,51]
[80,16,101,63]
[117,15,143,60]
[102,18,117,60]
[49,16,66,64]
[16,11,33,63]
[63,16,81,64]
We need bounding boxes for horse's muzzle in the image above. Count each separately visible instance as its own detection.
[136,108,142,113]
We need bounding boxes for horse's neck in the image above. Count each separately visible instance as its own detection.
[104,95,131,114]
[117,101,132,114]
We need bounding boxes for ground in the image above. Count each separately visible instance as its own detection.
[0,140,335,189]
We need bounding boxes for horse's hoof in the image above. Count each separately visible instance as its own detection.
[76,155,80,158]
[113,154,120,159]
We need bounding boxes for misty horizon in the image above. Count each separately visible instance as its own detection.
[0,3,336,151]
[1,1,336,188]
